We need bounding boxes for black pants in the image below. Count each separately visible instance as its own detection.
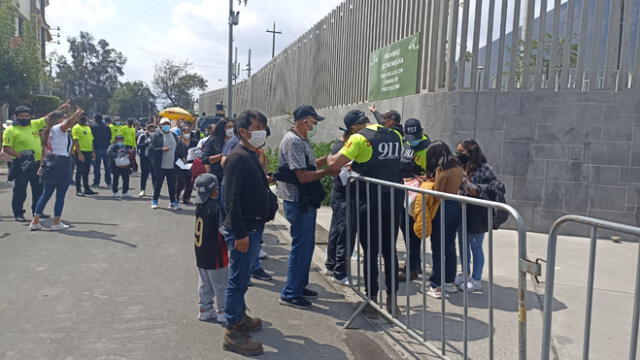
[153,168,176,202]
[176,169,193,202]
[12,165,43,217]
[75,151,92,192]
[326,192,356,280]
[399,208,422,273]
[140,156,153,191]
[429,200,462,287]
[112,167,130,194]
[358,187,403,300]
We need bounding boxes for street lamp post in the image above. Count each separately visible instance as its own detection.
[227,0,235,119]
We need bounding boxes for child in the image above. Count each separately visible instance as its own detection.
[193,173,228,323]
[107,135,133,198]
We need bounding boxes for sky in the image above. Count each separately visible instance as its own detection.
[46,0,344,92]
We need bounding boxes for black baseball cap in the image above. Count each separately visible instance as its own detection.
[383,110,402,124]
[403,118,423,142]
[340,110,369,132]
[293,105,325,121]
[114,135,125,140]
[194,173,219,204]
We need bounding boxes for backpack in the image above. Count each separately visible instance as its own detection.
[191,157,207,181]
[115,148,131,168]
[488,181,509,230]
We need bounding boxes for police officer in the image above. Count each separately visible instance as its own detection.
[327,110,403,319]
[398,118,431,282]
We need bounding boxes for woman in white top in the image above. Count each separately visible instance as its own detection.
[29,108,83,231]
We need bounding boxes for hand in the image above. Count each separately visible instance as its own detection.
[77,153,85,163]
[162,147,169,152]
[58,100,71,112]
[92,153,96,161]
[235,237,249,253]
[37,167,43,176]
[208,154,219,163]
[369,103,376,113]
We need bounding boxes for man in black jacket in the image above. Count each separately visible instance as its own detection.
[91,113,112,187]
[149,118,181,210]
[221,110,272,356]
[136,123,156,197]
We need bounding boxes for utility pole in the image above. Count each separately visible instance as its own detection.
[233,46,239,84]
[266,22,282,59]
[245,49,252,77]
[227,0,238,118]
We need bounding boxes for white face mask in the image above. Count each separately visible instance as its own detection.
[247,130,267,148]
[225,128,234,138]
[183,133,191,139]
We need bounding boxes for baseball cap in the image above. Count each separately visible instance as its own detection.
[340,110,369,132]
[293,105,325,121]
[194,173,219,204]
[403,118,423,142]
[383,110,402,124]
[159,118,171,125]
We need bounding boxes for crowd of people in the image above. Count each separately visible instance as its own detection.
[1,100,505,357]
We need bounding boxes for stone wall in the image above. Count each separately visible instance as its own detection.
[265,90,640,238]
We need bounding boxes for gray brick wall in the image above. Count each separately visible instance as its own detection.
[265,90,640,237]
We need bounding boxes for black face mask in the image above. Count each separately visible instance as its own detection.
[16,118,31,127]
[80,119,88,125]
[457,152,470,165]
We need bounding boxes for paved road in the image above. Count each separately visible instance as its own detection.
[0,172,403,360]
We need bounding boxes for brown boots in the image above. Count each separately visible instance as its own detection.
[223,314,264,356]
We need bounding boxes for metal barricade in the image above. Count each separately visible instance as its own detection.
[342,175,531,360]
[540,215,640,360]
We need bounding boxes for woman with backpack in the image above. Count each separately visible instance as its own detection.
[29,107,83,231]
[454,139,502,292]
[108,135,133,198]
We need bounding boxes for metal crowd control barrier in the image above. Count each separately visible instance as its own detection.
[342,175,531,360]
[541,215,640,360]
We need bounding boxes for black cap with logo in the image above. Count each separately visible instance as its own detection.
[340,110,369,132]
[403,118,423,142]
[194,173,219,204]
[293,105,325,122]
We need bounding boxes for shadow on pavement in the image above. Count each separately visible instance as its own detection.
[60,229,138,248]
[256,327,350,360]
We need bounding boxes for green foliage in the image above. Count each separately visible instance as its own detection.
[0,6,45,107]
[27,95,61,117]
[109,81,156,119]
[152,59,207,111]
[265,141,335,207]
[53,32,126,113]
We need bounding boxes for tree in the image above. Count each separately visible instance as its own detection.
[0,5,45,108]
[53,31,126,113]
[109,81,156,119]
[152,59,207,111]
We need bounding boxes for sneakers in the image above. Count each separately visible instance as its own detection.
[223,324,264,356]
[15,216,27,222]
[462,279,482,293]
[169,201,181,210]
[138,190,145,197]
[259,249,269,259]
[28,223,42,231]
[112,192,121,198]
[426,286,442,299]
[301,288,319,300]
[84,189,99,195]
[76,192,85,197]
[121,193,133,198]
[216,312,226,323]
[198,308,216,321]
[331,276,350,286]
[50,222,70,231]
[238,313,262,332]
[252,268,272,281]
[151,200,159,209]
[362,303,380,319]
[444,283,458,294]
[279,296,312,309]
[454,273,466,287]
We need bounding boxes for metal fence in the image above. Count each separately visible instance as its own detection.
[341,174,532,360]
[540,215,640,360]
[200,0,640,116]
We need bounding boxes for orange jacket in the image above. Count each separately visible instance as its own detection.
[412,181,441,238]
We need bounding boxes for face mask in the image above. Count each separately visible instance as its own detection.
[183,133,191,139]
[247,130,267,148]
[80,119,87,125]
[457,152,470,165]
[16,118,31,126]
[117,142,124,147]
[409,139,422,148]
[225,128,234,138]
[161,125,171,133]
[306,120,318,138]
[115,121,122,126]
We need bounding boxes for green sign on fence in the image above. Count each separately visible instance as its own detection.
[368,32,421,101]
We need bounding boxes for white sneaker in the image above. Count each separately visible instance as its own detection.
[28,223,42,231]
[215,312,226,323]
[50,222,70,231]
[259,249,268,259]
[169,202,181,210]
[122,193,133,198]
[198,308,215,321]
[444,283,458,294]
[426,286,442,299]
[151,200,159,209]
[321,268,332,276]
[112,192,121,198]
[454,274,466,287]
[331,276,350,286]
[138,190,145,197]
[464,279,482,293]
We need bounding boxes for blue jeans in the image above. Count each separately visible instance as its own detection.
[457,231,485,281]
[429,200,462,287]
[281,201,317,300]
[93,148,110,185]
[223,227,263,328]
[34,182,70,217]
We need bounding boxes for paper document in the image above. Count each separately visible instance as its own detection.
[175,158,192,170]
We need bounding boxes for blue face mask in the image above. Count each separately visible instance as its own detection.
[161,125,171,133]
[409,139,422,147]
[117,142,124,147]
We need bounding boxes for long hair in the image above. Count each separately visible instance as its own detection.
[40,112,65,146]
[425,141,460,176]
[211,118,231,150]
[458,138,487,170]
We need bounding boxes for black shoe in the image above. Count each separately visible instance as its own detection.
[84,189,99,195]
[252,268,272,281]
[39,214,51,219]
[183,200,193,205]
[279,296,312,309]
[14,216,27,222]
[301,288,319,300]
[362,303,380,319]
[76,192,85,197]
[398,270,419,282]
